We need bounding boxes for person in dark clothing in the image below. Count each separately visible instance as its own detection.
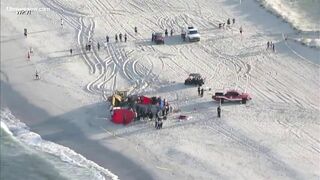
[152,33,155,41]
[88,44,91,51]
[198,86,201,96]
[155,118,159,129]
[267,41,270,49]
[148,111,153,120]
[227,18,230,26]
[158,119,163,129]
[124,34,127,42]
[35,71,40,80]
[115,34,118,42]
[70,48,73,55]
[232,18,235,24]
[181,30,186,41]
[106,35,109,42]
[165,29,168,36]
[200,88,204,97]
[239,26,243,35]
[272,44,275,52]
[24,28,27,37]
[134,27,137,33]
[219,23,222,29]
[97,42,100,50]
[119,33,123,42]
[170,29,173,36]
[155,117,163,129]
[217,106,221,118]
[142,112,146,120]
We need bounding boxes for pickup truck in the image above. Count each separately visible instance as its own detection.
[186,27,200,42]
[212,90,251,104]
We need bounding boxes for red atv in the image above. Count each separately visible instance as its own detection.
[212,90,251,104]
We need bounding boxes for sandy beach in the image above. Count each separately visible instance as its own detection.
[1,0,319,179]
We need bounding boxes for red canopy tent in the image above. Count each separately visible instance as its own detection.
[112,108,136,125]
[139,96,152,105]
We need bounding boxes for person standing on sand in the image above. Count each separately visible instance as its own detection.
[60,18,64,28]
[27,51,30,60]
[272,44,275,52]
[239,26,243,35]
[134,26,137,34]
[106,35,109,43]
[124,34,127,42]
[198,86,201,96]
[115,34,118,42]
[217,105,221,118]
[119,33,123,42]
[70,48,73,55]
[24,28,28,37]
[35,70,40,80]
[97,42,100,50]
[165,29,168,36]
[151,32,155,41]
[200,88,204,97]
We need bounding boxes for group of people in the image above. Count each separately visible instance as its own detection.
[164,29,174,36]
[133,96,170,130]
[114,33,128,42]
[219,18,236,29]
[267,41,275,52]
[218,18,243,35]
[197,86,204,97]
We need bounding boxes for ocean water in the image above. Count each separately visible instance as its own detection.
[0,108,118,180]
[257,0,320,31]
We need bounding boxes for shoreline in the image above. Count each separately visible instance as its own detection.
[0,80,153,180]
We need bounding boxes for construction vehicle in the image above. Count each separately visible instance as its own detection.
[108,89,128,107]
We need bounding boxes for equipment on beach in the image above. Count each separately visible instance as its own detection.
[184,73,205,86]
[108,89,128,107]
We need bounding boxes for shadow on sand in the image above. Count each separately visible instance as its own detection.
[0,80,154,180]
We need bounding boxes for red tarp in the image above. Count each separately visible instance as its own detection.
[112,108,135,124]
[139,96,152,105]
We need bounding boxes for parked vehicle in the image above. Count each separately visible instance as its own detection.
[212,90,251,104]
[184,73,205,86]
[154,32,164,44]
[186,27,200,42]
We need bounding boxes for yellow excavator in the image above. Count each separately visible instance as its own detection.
[108,90,128,107]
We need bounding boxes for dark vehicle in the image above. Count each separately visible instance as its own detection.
[154,32,164,44]
[184,73,205,86]
[212,90,251,104]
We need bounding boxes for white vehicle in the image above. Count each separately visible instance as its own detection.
[186,27,200,42]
